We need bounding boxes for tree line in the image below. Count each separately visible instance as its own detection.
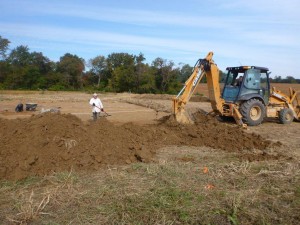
[270,76,300,84]
[0,35,299,93]
[0,36,196,94]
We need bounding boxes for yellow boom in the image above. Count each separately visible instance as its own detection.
[172,52,244,126]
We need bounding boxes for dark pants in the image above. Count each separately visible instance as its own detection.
[93,112,100,121]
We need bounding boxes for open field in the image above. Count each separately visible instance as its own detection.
[0,89,299,224]
[194,83,300,97]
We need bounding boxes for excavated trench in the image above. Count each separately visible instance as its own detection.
[0,112,281,180]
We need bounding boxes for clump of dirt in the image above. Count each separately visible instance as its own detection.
[0,111,281,180]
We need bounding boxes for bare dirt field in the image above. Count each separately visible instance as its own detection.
[0,91,300,179]
[0,89,299,224]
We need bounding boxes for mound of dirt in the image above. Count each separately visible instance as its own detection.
[0,112,281,180]
[158,112,280,151]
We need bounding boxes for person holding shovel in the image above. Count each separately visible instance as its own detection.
[89,93,104,121]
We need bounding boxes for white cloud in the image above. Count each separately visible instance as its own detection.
[1,0,299,77]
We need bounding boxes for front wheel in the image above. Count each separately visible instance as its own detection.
[279,108,294,124]
[240,99,265,126]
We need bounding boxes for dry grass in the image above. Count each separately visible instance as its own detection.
[0,146,299,225]
[7,190,50,224]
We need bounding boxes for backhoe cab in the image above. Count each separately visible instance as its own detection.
[172,52,300,127]
[222,66,270,126]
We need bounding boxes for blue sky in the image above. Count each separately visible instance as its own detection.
[1,0,299,78]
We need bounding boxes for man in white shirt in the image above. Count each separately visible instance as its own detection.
[89,93,104,121]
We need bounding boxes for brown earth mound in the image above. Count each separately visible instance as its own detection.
[0,112,281,180]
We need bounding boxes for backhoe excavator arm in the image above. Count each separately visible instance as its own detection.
[172,52,224,123]
[172,52,245,126]
[172,59,205,115]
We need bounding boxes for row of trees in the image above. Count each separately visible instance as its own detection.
[0,36,196,94]
[270,76,300,83]
[0,35,299,93]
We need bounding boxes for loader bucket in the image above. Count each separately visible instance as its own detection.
[290,88,300,120]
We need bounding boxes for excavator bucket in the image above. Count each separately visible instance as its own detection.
[172,98,194,124]
[174,109,194,124]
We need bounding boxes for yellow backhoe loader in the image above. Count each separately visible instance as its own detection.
[173,52,300,127]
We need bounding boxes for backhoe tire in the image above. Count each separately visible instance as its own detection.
[240,99,265,126]
[279,108,294,124]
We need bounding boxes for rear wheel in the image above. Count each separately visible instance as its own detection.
[240,99,265,126]
[279,108,294,124]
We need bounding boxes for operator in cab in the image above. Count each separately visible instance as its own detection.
[235,76,243,86]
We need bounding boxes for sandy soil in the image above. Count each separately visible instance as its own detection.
[0,90,299,180]
[0,91,168,124]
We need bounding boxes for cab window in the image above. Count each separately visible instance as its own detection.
[244,69,260,89]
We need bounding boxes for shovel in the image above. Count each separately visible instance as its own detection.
[94,105,111,117]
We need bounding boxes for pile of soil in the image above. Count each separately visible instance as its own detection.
[0,112,280,180]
